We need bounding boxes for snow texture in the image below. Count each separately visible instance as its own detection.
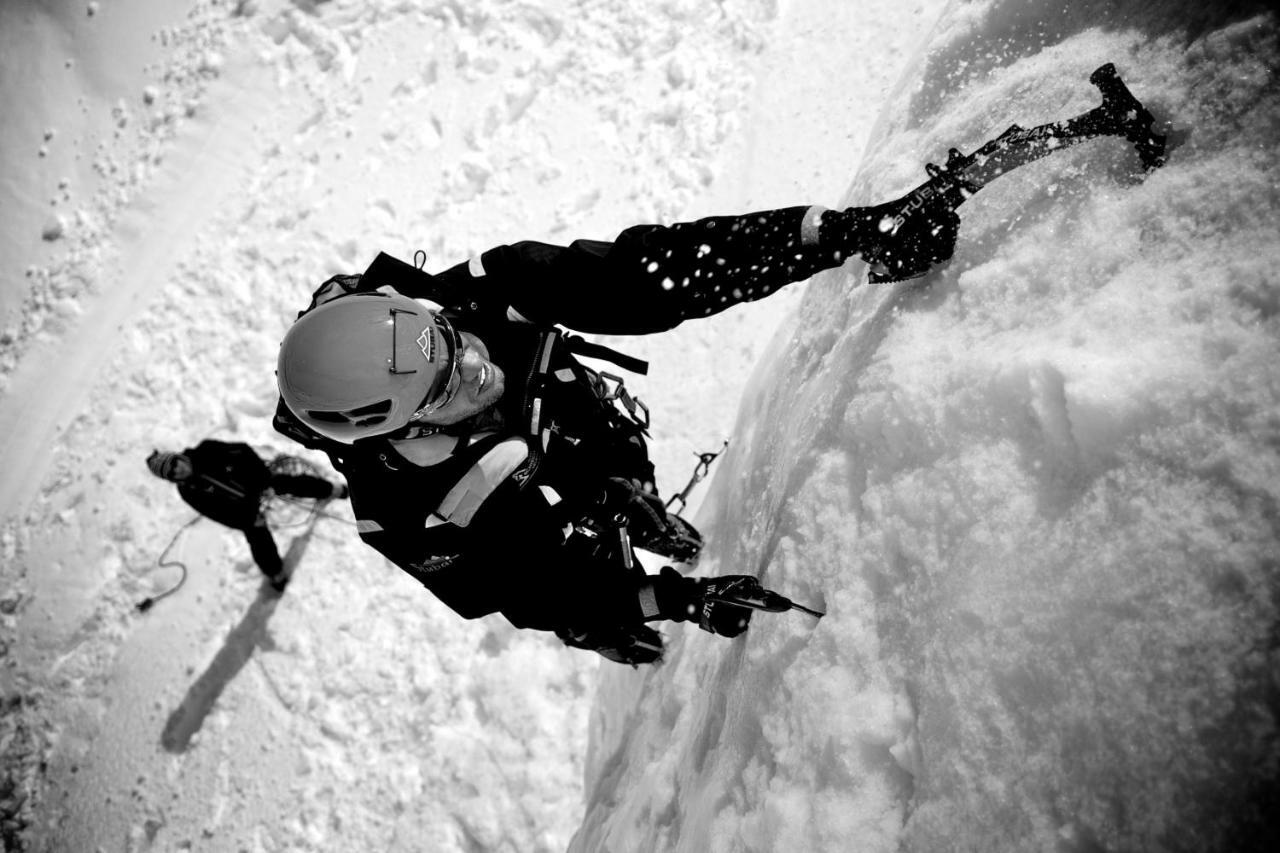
[574,3,1280,852]
[0,0,939,850]
[1,0,1277,852]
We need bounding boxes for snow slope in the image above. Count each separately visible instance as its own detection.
[4,1,1274,851]
[0,0,943,851]
[573,2,1280,852]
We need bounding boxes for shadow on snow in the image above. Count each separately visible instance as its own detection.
[160,516,320,753]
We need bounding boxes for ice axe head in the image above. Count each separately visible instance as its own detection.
[1089,63,1167,171]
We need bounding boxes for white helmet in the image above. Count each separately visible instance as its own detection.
[276,292,458,443]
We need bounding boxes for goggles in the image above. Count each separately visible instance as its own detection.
[410,313,463,419]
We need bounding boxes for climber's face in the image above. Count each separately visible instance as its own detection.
[410,330,506,426]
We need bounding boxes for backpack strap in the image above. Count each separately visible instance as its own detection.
[429,437,531,528]
[362,251,472,310]
[563,334,649,375]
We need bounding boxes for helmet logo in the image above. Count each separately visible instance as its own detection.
[417,326,435,363]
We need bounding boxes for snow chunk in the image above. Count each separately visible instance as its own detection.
[41,215,67,242]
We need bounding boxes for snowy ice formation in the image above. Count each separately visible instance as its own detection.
[1,0,1277,852]
[574,2,1280,852]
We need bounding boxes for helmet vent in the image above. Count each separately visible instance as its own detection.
[348,400,394,417]
[305,399,393,428]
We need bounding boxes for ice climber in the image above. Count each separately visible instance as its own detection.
[147,441,348,591]
[273,199,959,663]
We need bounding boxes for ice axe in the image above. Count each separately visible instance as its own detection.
[705,576,825,620]
[867,62,1169,282]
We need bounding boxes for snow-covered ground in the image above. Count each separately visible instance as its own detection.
[1,0,942,851]
[2,0,1277,852]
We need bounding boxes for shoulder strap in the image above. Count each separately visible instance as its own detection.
[429,437,532,529]
[562,334,648,375]
[362,252,470,309]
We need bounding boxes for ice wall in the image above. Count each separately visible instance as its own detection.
[575,2,1280,851]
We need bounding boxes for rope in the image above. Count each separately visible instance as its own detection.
[137,490,353,614]
[136,514,204,612]
[268,493,356,527]
[263,453,355,528]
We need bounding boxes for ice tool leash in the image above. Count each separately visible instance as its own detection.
[867,62,1169,283]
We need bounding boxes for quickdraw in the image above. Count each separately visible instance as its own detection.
[665,440,728,515]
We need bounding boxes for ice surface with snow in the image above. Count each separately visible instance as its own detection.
[574,3,1279,852]
[1,0,1277,851]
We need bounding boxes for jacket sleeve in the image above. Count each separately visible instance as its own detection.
[437,205,844,335]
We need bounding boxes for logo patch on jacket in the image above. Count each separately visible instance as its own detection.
[510,455,539,488]
[411,554,458,574]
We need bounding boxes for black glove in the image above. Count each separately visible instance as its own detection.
[653,567,754,638]
[822,195,961,281]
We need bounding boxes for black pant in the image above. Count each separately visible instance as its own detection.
[244,521,284,577]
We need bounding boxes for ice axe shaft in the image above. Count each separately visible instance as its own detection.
[961,64,1164,189]
[706,584,825,619]
[866,63,1167,283]
[917,63,1165,205]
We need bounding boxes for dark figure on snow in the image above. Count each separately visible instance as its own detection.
[273,199,958,663]
[146,440,347,591]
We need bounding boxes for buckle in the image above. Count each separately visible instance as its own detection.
[598,372,651,429]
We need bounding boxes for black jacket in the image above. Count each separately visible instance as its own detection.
[306,206,841,633]
[177,440,269,530]
[344,319,657,630]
